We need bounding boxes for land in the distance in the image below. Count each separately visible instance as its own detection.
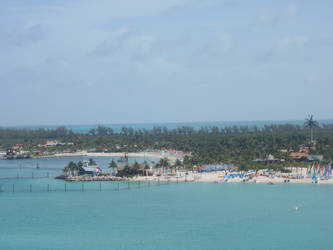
[1,118,332,175]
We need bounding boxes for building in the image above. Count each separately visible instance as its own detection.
[78,161,102,176]
[289,152,309,161]
[307,155,324,162]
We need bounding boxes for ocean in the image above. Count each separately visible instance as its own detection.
[0,157,333,249]
[4,119,333,133]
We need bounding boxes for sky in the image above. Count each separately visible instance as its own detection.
[0,0,332,126]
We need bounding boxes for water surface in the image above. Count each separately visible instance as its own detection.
[0,158,332,250]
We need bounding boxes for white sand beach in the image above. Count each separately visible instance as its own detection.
[132,169,333,185]
[39,150,185,162]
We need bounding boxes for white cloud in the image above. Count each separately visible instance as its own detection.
[276,35,309,49]
[256,3,298,26]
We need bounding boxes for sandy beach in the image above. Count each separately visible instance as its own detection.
[37,151,184,162]
[131,170,333,185]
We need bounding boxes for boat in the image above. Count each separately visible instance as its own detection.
[117,156,128,163]
[117,153,128,163]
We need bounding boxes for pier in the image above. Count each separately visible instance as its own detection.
[0,180,173,193]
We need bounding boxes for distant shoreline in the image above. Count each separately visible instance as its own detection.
[3,119,333,133]
[30,151,184,162]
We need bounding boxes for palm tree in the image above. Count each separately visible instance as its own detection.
[305,115,319,143]
[88,158,97,166]
[159,158,170,169]
[63,161,78,176]
[109,159,117,169]
[109,159,118,175]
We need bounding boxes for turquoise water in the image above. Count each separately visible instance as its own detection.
[1,158,333,249]
[6,119,333,133]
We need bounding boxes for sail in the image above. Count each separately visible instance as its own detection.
[328,164,332,176]
[318,164,321,176]
[307,164,310,175]
[311,165,316,180]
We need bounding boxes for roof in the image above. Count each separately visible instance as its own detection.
[307,155,323,161]
[266,154,275,161]
[82,166,102,172]
[289,152,308,159]
[117,164,127,171]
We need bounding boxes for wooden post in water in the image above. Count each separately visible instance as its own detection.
[99,183,102,192]
[128,182,130,190]
[117,183,120,191]
[30,184,32,192]
[12,184,15,193]
[47,172,49,178]
[82,183,84,192]
[47,184,50,192]
[65,183,67,192]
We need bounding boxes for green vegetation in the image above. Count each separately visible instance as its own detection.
[1,120,333,170]
[305,115,319,143]
[109,159,117,169]
[63,161,82,176]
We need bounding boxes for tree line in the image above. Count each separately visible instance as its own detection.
[1,122,333,168]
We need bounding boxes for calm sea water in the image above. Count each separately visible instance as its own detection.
[1,157,333,249]
[5,119,333,133]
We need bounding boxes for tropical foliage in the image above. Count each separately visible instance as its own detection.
[1,120,333,168]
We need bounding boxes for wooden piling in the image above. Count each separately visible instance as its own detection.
[117,183,120,191]
[30,184,32,192]
[128,182,130,190]
[12,184,15,193]
[99,183,102,192]
[82,183,84,192]
[65,183,67,192]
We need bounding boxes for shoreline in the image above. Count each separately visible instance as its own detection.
[3,151,184,162]
[131,171,333,185]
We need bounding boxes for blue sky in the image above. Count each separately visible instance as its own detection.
[0,0,332,126]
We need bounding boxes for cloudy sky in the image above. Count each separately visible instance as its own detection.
[0,0,332,126]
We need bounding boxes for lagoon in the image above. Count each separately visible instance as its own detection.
[0,158,333,250]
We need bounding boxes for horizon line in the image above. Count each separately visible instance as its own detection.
[2,118,333,129]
